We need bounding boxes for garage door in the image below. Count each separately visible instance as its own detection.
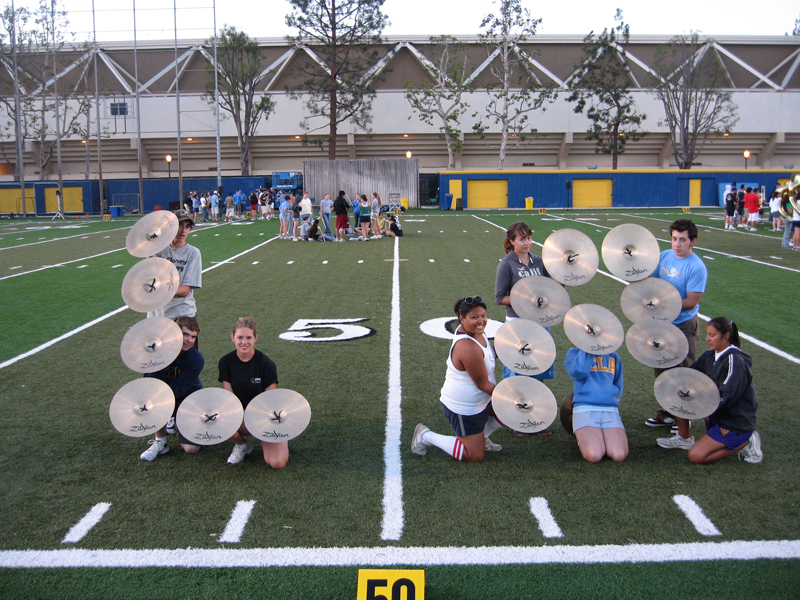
[573,179,612,208]
[467,180,508,209]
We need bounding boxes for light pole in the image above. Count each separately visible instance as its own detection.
[743,150,750,170]
[166,154,172,177]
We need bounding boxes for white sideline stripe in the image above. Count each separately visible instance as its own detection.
[61,503,112,544]
[3,540,799,567]
[218,501,257,543]
[381,235,404,541]
[673,495,722,536]
[529,498,563,538]
[0,226,131,251]
[472,215,800,365]
[0,248,127,281]
[0,236,279,371]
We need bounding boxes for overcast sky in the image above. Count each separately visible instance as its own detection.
[18,0,800,42]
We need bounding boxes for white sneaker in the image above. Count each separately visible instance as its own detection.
[227,441,253,464]
[411,423,430,455]
[140,437,168,461]
[292,237,298,241]
[165,417,175,435]
[484,437,502,451]
[739,431,763,463]
[656,434,695,450]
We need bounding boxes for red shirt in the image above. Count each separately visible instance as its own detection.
[744,192,760,212]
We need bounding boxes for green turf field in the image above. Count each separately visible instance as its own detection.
[0,208,798,599]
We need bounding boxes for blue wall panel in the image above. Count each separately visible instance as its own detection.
[439,170,792,209]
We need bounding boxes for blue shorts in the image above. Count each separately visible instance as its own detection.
[441,402,493,437]
[705,417,752,450]
[572,409,625,432]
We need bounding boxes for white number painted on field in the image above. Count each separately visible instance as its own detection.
[419,317,504,340]
[280,318,375,342]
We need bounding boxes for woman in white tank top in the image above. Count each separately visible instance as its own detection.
[411,297,506,463]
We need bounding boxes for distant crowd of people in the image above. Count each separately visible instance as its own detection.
[724,181,800,250]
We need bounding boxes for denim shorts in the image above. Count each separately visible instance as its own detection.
[572,409,624,432]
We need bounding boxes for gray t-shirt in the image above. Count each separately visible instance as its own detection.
[156,243,202,319]
[319,198,333,214]
[494,251,550,319]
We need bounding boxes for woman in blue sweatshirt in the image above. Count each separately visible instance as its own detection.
[564,348,627,463]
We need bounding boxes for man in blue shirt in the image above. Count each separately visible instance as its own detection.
[646,220,709,447]
[233,190,246,219]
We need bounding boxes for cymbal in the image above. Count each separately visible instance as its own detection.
[494,319,557,376]
[625,322,689,368]
[120,317,183,373]
[121,257,179,313]
[560,394,574,436]
[620,278,682,324]
[244,389,311,443]
[176,388,243,446]
[563,304,624,355]
[510,276,571,326]
[126,210,179,258]
[601,223,660,281]
[109,378,175,437]
[491,376,557,434]
[542,229,599,287]
[654,367,719,420]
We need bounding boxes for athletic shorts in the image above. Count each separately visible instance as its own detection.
[359,215,371,224]
[336,214,349,230]
[211,207,218,215]
[226,208,234,217]
[441,401,493,437]
[793,221,800,232]
[725,205,735,217]
[705,417,751,450]
[260,205,268,214]
[573,409,625,432]
[748,212,758,222]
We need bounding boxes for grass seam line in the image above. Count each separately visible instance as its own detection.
[381,235,404,541]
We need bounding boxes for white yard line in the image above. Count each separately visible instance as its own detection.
[61,503,112,544]
[0,247,127,281]
[2,540,798,567]
[381,235,404,541]
[0,226,132,251]
[673,495,722,536]
[472,215,800,365]
[218,501,257,544]
[0,236,279,371]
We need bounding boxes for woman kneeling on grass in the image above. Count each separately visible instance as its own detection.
[563,348,628,463]
[411,297,506,462]
[220,318,288,468]
[658,317,763,464]
[140,316,203,461]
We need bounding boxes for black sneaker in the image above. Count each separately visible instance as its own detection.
[166,417,176,435]
[645,410,675,427]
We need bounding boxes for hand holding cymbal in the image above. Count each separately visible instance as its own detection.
[244,389,311,442]
[126,210,179,258]
[109,378,175,437]
[654,367,719,420]
[626,322,689,369]
[620,278,682,324]
[120,317,183,373]
[176,388,244,446]
[542,229,598,286]
[601,223,660,281]
[494,319,557,376]
[563,304,624,355]
[510,276,571,326]
[492,376,557,434]
[121,257,179,313]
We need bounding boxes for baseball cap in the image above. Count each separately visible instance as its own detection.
[173,209,195,224]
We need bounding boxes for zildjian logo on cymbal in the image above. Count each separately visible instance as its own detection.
[129,422,156,432]
[520,419,546,429]
[514,363,540,372]
[626,266,649,277]
[539,314,560,324]
[656,355,680,365]
[261,430,290,439]
[564,272,586,282]
[669,404,697,417]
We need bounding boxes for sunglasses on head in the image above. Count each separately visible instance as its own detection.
[459,296,484,314]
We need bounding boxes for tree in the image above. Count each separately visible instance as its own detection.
[567,9,646,170]
[404,36,472,170]
[204,25,276,176]
[285,0,389,160]
[0,0,90,180]
[473,0,555,170]
[650,33,738,170]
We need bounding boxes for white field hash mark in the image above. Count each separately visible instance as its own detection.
[62,503,111,543]
[673,495,721,536]
[219,501,257,543]
[529,498,563,538]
